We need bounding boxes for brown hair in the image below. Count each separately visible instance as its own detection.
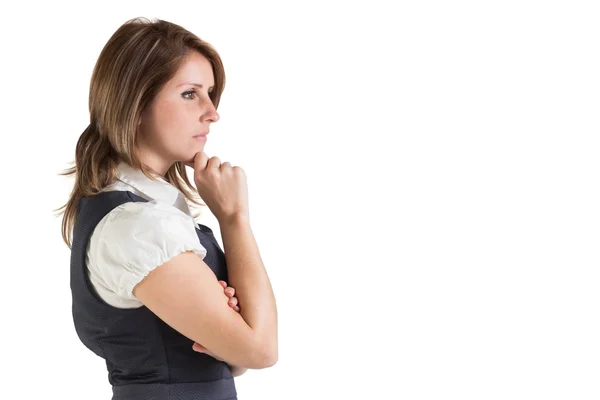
[54,17,226,248]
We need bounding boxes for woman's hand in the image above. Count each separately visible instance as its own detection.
[183,151,249,224]
[191,280,239,359]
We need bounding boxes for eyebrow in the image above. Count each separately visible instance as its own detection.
[177,82,215,90]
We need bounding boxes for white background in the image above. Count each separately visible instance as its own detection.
[1,1,598,399]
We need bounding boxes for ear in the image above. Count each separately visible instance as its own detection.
[137,108,145,126]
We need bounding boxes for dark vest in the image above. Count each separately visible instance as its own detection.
[70,190,237,400]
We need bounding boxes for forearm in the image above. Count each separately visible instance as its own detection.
[220,215,278,364]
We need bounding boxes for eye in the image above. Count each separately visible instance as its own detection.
[182,89,214,100]
[182,89,197,100]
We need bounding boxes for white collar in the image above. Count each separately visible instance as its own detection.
[113,161,200,229]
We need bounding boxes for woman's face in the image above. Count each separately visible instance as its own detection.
[137,51,219,175]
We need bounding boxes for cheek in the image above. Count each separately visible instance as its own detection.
[152,105,190,141]
[156,103,181,129]
[142,98,199,157]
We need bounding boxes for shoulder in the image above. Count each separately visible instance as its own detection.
[87,200,207,300]
[97,200,197,234]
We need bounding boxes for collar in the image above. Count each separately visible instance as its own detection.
[114,161,200,229]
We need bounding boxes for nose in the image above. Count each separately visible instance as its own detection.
[201,106,219,124]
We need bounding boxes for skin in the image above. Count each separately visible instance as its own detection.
[137,51,220,177]
[136,52,247,376]
[198,281,248,377]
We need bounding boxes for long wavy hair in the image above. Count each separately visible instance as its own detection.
[54,17,226,248]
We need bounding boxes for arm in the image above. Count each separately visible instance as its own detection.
[219,215,279,366]
[229,365,249,377]
[132,217,278,369]
[193,282,256,377]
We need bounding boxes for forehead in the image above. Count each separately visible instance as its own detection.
[171,52,215,87]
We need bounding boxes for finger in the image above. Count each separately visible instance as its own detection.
[207,155,221,171]
[224,287,235,297]
[219,280,227,288]
[192,342,206,352]
[228,296,238,307]
[193,151,209,172]
[184,152,203,169]
[234,305,240,312]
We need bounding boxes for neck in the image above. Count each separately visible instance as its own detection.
[138,148,173,177]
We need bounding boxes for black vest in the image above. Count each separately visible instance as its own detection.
[70,190,237,400]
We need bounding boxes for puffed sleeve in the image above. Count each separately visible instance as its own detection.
[90,201,208,301]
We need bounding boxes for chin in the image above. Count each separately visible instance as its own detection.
[177,149,201,164]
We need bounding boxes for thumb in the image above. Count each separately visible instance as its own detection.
[183,159,194,169]
[183,153,199,169]
[192,343,224,362]
[192,342,207,352]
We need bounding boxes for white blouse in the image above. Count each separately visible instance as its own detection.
[86,161,207,309]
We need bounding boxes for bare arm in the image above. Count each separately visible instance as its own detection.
[229,365,249,377]
[132,216,278,369]
[219,215,278,366]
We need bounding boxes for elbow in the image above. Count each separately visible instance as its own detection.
[262,347,278,368]
[256,350,278,369]
[249,343,278,369]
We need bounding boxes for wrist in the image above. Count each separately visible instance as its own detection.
[219,212,250,227]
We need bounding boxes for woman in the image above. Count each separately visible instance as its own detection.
[56,17,278,400]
